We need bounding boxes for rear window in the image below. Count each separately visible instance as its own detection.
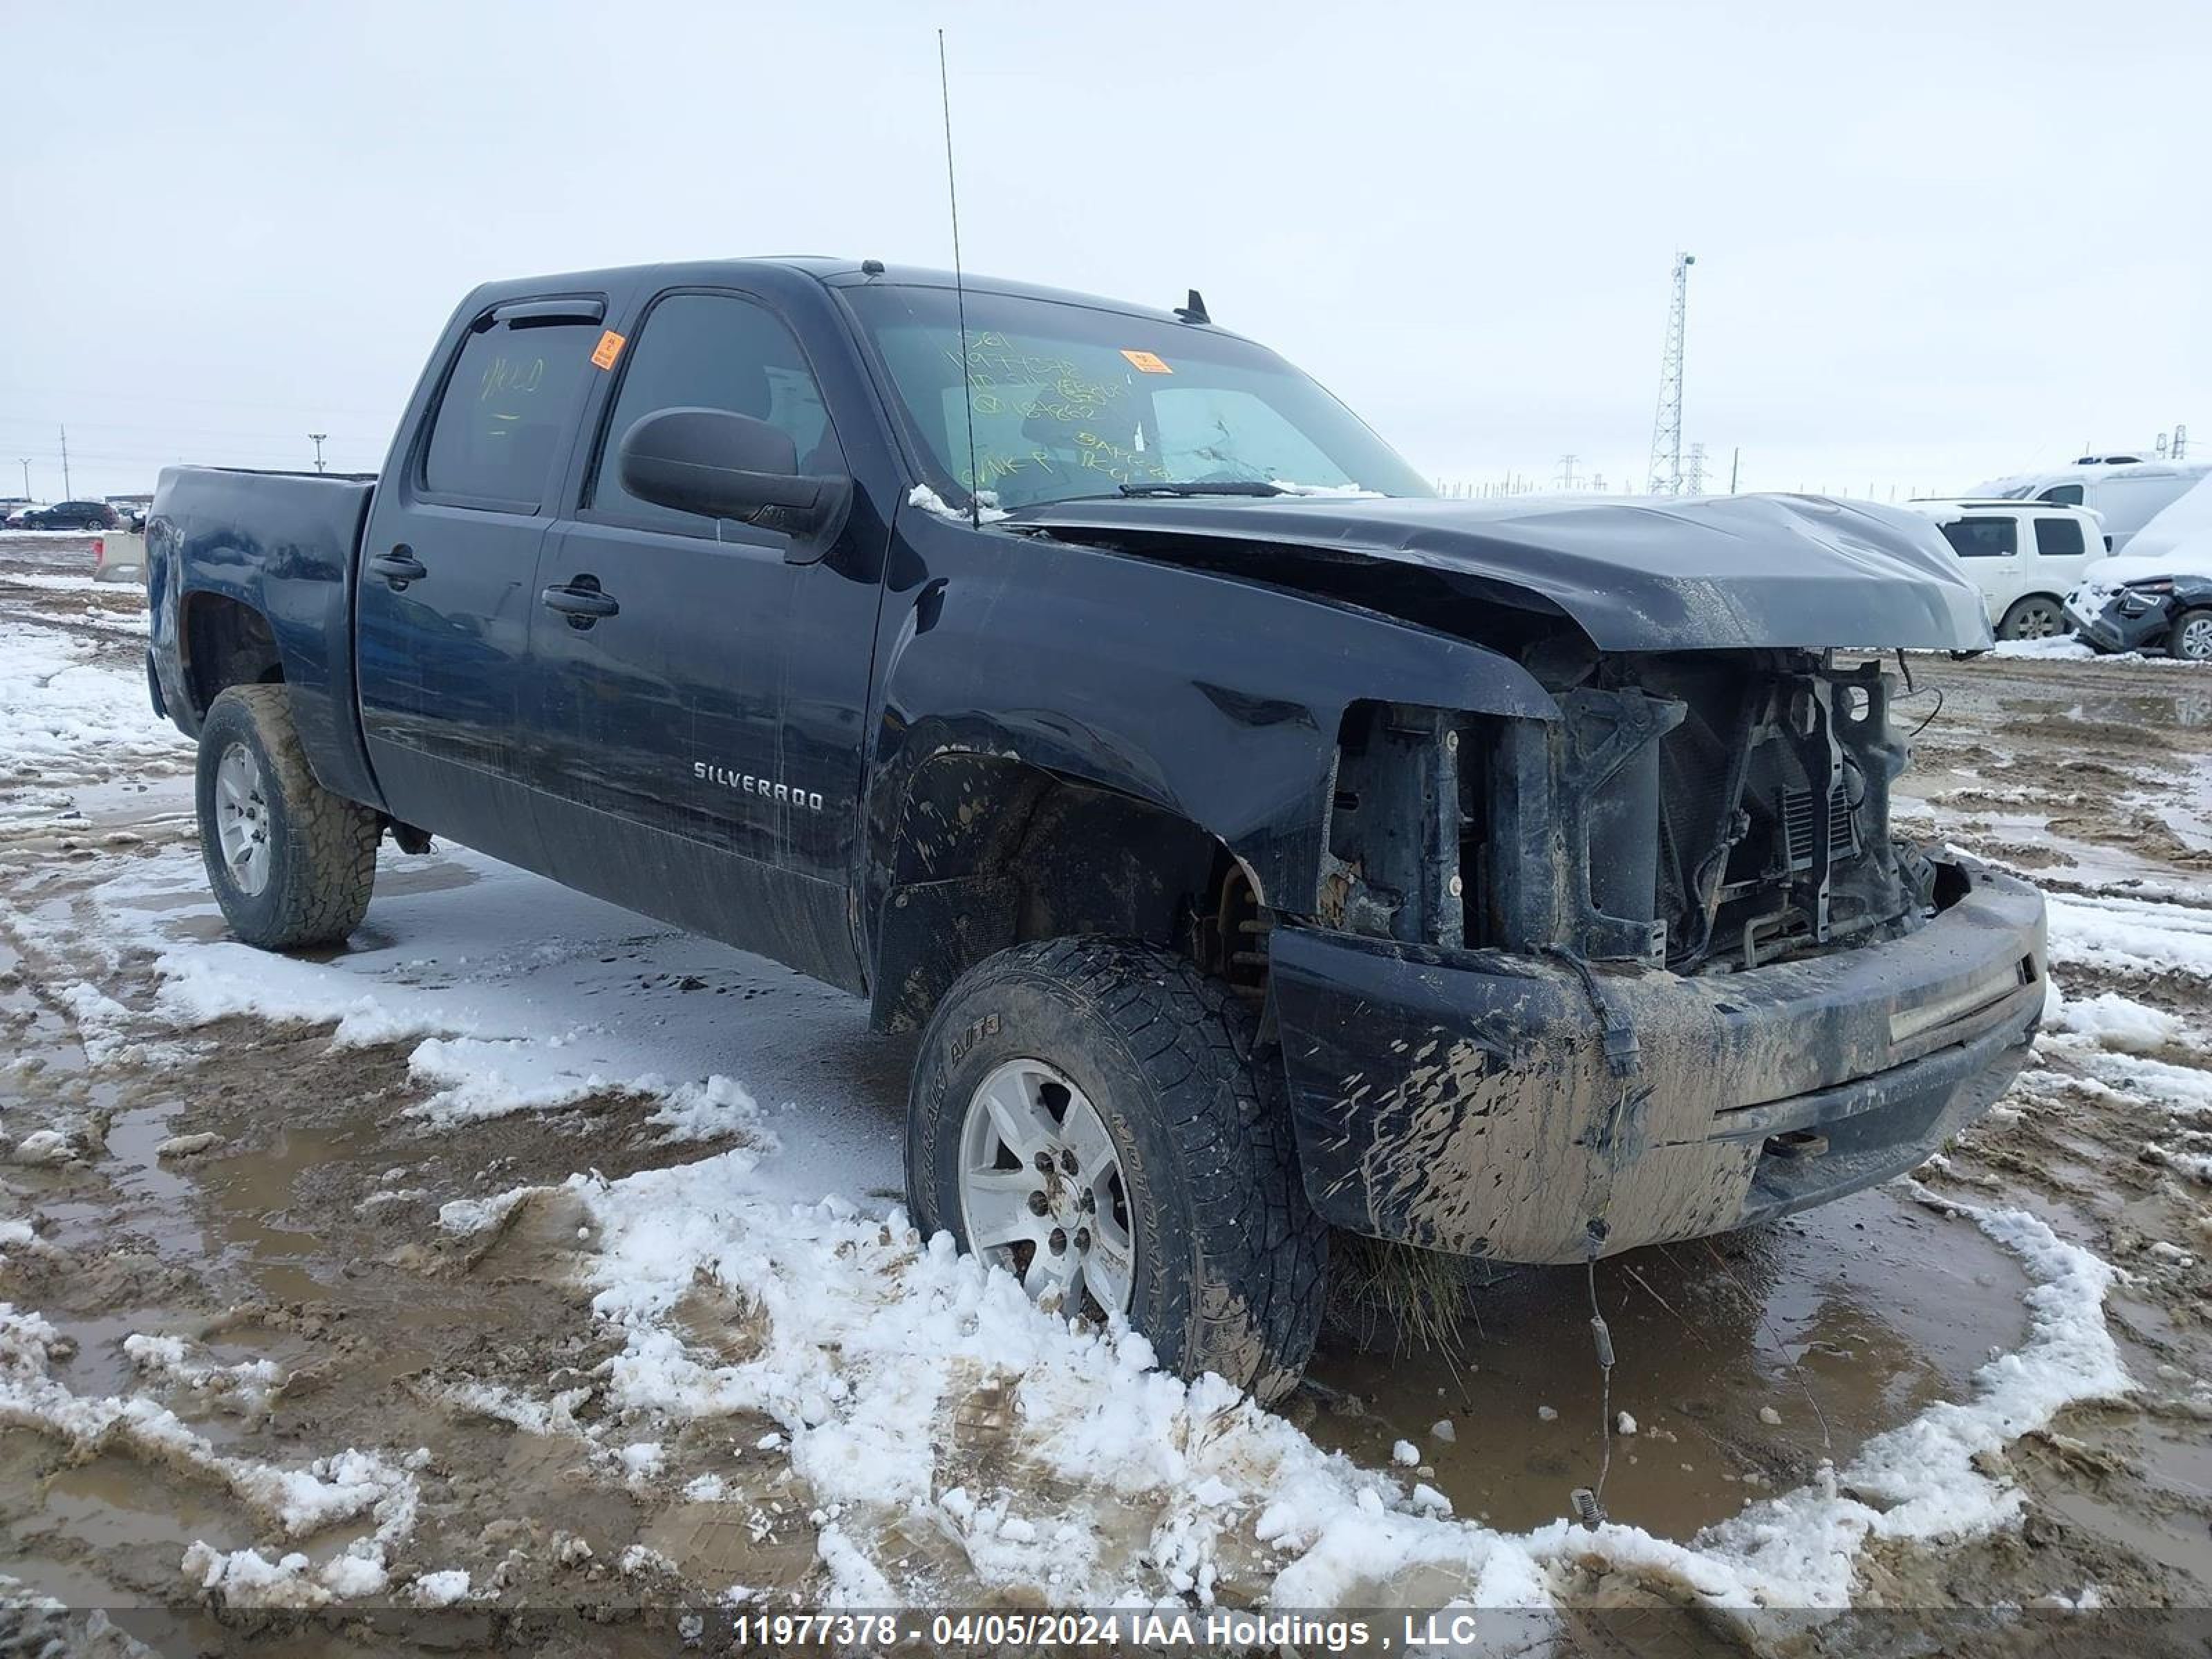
[1939,518,2017,559]
[2034,516,2086,557]
[422,317,600,506]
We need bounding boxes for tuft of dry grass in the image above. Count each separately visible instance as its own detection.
[1322,1232,1483,1356]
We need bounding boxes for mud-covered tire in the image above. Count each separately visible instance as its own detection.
[2166,608,2212,663]
[195,685,379,949]
[908,937,1328,1402]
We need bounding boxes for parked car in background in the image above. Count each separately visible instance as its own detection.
[24,500,121,531]
[2065,474,2212,661]
[1906,499,2106,639]
[2066,562,2212,661]
[3,504,48,529]
[1969,460,2211,554]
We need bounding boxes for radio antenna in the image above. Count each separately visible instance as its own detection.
[937,28,982,529]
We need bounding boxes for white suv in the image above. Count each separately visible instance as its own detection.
[1906,500,2108,640]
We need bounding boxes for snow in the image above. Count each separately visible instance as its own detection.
[2046,986,2185,1054]
[906,483,1008,525]
[88,847,879,1170]
[123,1331,282,1409]
[410,1567,473,1606]
[2122,472,2212,567]
[1,1303,423,1605]
[1988,636,2094,661]
[2045,890,2212,982]
[0,621,187,794]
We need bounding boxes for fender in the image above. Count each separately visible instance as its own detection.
[861,510,1558,962]
[147,465,384,810]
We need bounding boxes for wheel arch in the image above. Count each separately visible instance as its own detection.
[180,588,286,721]
[868,748,1261,1033]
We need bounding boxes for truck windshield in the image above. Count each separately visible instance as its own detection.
[841,284,1431,510]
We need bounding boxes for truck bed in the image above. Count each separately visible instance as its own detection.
[147,465,384,809]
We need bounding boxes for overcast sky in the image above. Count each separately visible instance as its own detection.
[3,0,2204,502]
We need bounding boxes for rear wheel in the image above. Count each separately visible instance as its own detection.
[1998,595,2067,641]
[908,937,1328,1402]
[2167,608,2212,663]
[195,685,379,949]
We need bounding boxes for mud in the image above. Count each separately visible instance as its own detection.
[1,540,2209,1646]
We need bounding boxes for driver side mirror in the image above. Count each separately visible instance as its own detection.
[617,406,852,562]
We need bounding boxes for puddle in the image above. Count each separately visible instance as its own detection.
[41,1459,250,1557]
[1304,1186,2030,1537]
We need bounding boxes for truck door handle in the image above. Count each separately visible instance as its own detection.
[368,547,427,588]
[542,580,619,626]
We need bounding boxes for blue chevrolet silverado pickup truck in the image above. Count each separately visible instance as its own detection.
[145,258,2046,1398]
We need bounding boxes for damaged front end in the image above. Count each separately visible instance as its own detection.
[1274,647,2045,1264]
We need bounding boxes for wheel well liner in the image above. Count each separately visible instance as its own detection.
[870,751,1234,1032]
[181,592,284,718]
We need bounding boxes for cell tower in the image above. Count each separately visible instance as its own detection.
[1684,441,1706,495]
[1645,251,1695,496]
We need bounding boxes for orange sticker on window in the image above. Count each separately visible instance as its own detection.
[590,330,626,371]
[1119,349,1172,374]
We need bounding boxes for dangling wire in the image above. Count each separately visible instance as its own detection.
[1588,1259,1615,1503]
[1571,1259,1618,1530]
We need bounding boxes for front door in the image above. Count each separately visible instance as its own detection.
[529,290,879,989]
[355,297,607,871]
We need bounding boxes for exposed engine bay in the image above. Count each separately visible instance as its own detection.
[1322,648,1936,975]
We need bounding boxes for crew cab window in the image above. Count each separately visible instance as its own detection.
[587,292,841,537]
[2038,484,2085,506]
[422,317,601,506]
[2034,516,2086,556]
[1939,518,2017,558]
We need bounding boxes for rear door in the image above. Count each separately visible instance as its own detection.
[355,294,607,871]
[2031,513,2090,585]
[528,288,879,990]
[1933,513,2022,621]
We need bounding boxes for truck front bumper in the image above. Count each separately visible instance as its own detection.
[1269,857,2045,1263]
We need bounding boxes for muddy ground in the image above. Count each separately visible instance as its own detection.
[0,533,2207,1653]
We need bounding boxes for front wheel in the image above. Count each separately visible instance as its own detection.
[2167,608,2212,663]
[195,684,379,949]
[907,937,1327,1402]
[1998,596,2068,641]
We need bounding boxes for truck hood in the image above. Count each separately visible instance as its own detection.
[1016,491,1991,653]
